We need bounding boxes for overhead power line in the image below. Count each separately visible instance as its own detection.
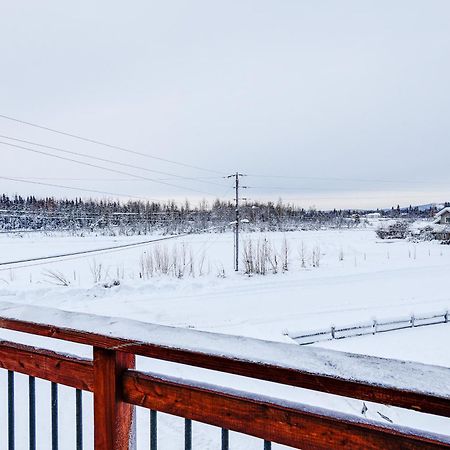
[246,185,449,193]
[0,175,165,202]
[0,113,225,175]
[246,173,446,186]
[0,141,219,197]
[248,192,449,202]
[0,134,228,189]
[0,224,226,271]
[4,176,224,182]
[0,229,60,235]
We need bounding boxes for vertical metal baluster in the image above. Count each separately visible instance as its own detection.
[150,410,157,450]
[184,419,192,450]
[221,429,229,450]
[29,376,36,450]
[51,382,58,450]
[8,371,14,450]
[264,441,272,450]
[76,389,83,450]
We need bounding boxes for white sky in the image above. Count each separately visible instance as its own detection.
[1,1,450,209]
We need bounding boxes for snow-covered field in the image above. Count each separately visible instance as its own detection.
[0,222,449,448]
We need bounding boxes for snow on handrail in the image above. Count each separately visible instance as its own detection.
[0,301,449,401]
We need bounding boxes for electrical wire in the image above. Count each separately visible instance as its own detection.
[4,176,223,182]
[0,224,227,270]
[0,141,219,197]
[0,229,70,234]
[0,134,228,188]
[246,173,447,186]
[0,113,225,175]
[0,183,236,270]
[248,192,447,201]
[0,175,171,203]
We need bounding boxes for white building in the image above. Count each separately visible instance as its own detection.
[434,207,450,225]
[433,207,450,241]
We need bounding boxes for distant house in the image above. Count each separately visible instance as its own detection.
[434,207,450,225]
[365,212,381,219]
[432,207,450,241]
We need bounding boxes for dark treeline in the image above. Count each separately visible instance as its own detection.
[0,194,441,235]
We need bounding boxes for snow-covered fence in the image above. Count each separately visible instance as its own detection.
[289,310,450,345]
[0,302,449,449]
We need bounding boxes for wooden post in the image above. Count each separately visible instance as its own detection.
[93,348,135,450]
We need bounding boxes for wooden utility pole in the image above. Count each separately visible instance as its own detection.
[227,172,246,271]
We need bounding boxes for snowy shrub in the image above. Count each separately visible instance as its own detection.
[103,280,120,288]
[376,220,410,240]
[216,264,226,278]
[298,241,307,268]
[89,259,104,284]
[281,236,289,272]
[43,269,70,286]
[198,251,206,276]
[312,246,321,267]
[243,238,268,275]
[242,237,290,275]
[413,226,435,242]
[139,243,204,279]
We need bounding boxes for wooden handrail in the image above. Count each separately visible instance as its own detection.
[123,370,450,450]
[0,340,93,391]
[0,308,449,417]
[0,340,449,449]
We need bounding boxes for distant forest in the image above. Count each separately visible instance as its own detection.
[0,194,441,235]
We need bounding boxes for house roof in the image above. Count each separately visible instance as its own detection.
[435,207,450,217]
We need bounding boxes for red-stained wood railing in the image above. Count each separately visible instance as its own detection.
[0,309,450,449]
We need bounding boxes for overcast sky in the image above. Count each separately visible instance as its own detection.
[1,1,450,209]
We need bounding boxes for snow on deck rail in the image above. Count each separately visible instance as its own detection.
[0,300,449,402]
[288,310,450,345]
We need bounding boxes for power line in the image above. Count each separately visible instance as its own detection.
[0,134,228,188]
[9,177,137,182]
[246,173,447,186]
[0,113,225,175]
[248,192,449,202]
[0,141,219,197]
[247,186,361,192]
[0,224,227,270]
[0,229,61,234]
[4,176,224,182]
[0,175,166,202]
[246,185,450,194]
[0,235,179,267]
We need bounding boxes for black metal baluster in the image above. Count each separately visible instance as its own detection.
[221,429,229,450]
[150,410,157,450]
[29,376,36,450]
[51,382,58,450]
[264,441,272,450]
[76,389,83,450]
[185,419,192,450]
[8,371,14,450]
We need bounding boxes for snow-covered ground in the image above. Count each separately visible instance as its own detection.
[0,222,449,448]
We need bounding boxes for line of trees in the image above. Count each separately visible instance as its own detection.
[0,194,440,235]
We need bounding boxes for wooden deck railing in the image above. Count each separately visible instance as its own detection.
[0,302,449,449]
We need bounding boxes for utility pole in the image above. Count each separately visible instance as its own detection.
[227,172,246,271]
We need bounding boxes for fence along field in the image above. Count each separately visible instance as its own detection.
[0,302,449,449]
[289,310,450,345]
